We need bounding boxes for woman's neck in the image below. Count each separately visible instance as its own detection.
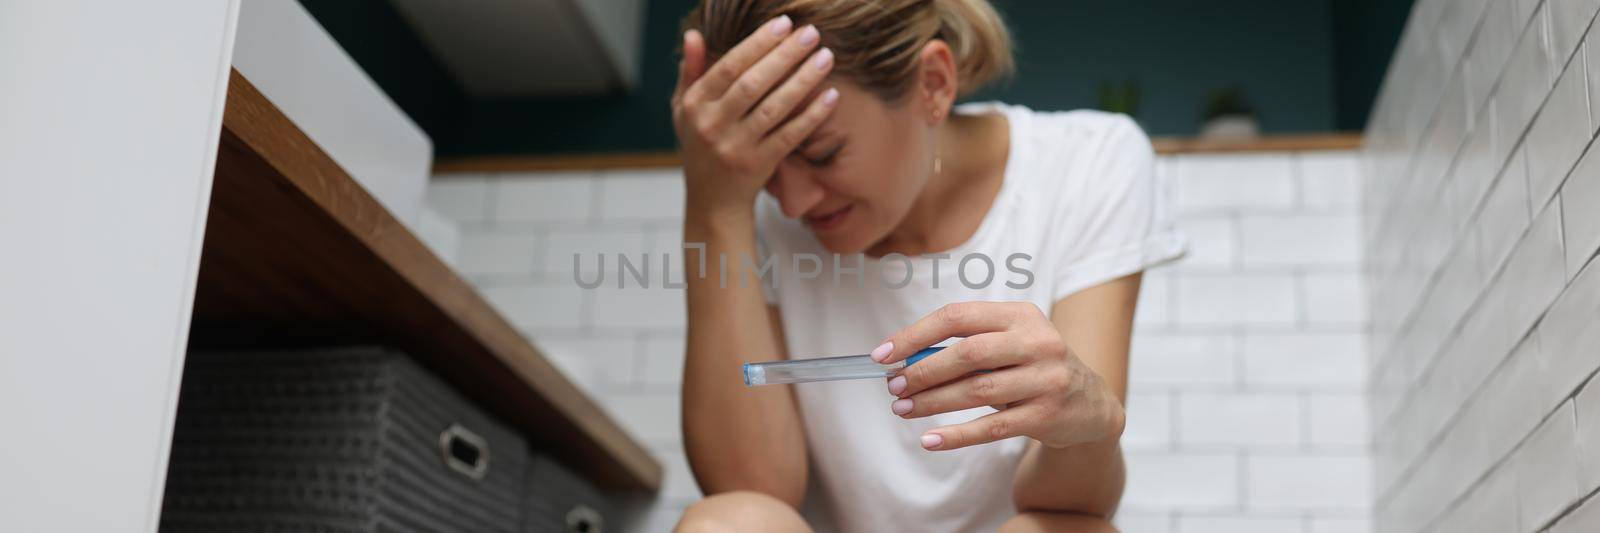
[867,110,1010,257]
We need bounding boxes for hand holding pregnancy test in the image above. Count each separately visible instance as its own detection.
[743,346,950,386]
[748,301,1127,451]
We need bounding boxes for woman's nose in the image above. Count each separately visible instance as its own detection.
[768,162,826,219]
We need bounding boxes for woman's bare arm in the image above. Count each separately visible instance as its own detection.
[681,218,808,506]
[672,16,836,508]
[1011,273,1140,515]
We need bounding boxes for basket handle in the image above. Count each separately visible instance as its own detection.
[566,504,603,533]
[438,423,490,480]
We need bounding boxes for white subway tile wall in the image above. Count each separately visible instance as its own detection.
[1175,514,1304,533]
[426,146,1370,532]
[1365,0,1600,531]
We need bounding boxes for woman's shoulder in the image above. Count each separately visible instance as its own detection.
[1008,105,1148,153]
[960,102,1150,174]
[961,101,1142,138]
[976,103,1153,192]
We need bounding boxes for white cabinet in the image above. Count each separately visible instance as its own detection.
[0,2,241,532]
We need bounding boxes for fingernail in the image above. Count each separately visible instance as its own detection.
[821,87,840,107]
[770,16,793,36]
[920,433,943,449]
[798,25,819,46]
[870,341,893,362]
[892,398,914,416]
[814,47,833,70]
[887,375,907,395]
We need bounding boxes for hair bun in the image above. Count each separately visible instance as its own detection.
[934,0,1015,97]
[685,0,1014,99]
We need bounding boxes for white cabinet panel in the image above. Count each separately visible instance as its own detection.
[0,2,241,531]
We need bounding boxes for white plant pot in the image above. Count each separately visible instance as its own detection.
[1199,115,1261,139]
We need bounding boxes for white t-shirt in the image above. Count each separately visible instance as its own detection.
[754,103,1186,532]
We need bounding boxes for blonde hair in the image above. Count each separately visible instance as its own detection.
[685,0,1014,101]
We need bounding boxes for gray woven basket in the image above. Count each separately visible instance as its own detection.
[161,347,528,533]
[521,455,612,533]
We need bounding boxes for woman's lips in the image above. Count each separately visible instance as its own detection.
[803,204,853,232]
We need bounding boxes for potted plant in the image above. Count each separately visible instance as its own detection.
[1097,79,1141,120]
[1199,85,1260,139]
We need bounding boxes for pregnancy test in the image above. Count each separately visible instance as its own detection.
[743,347,946,386]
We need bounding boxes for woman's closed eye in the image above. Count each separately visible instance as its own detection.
[801,143,843,167]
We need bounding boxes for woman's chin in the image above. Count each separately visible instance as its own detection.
[804,206,862,251]
[812,228,879,255]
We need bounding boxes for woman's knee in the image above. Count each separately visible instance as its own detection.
[674,491,811,533]
[999,511,1118,533]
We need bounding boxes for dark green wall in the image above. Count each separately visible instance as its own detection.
[973,0,1335,136]
[300,0,1412,157]
[1332,0,1417,131]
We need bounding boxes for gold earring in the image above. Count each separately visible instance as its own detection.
[932,107,942,175]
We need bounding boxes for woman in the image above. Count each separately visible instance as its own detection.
[671,1,1184,531]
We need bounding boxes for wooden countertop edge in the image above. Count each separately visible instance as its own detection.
[1149,132,1364,154]
[219,69,662,491]
[432,133,1364,173]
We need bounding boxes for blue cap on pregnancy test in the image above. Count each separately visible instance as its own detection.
[741,345,951,386]
[904,346,946,366]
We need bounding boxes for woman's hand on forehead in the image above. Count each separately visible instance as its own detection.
[672,16,842,218]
